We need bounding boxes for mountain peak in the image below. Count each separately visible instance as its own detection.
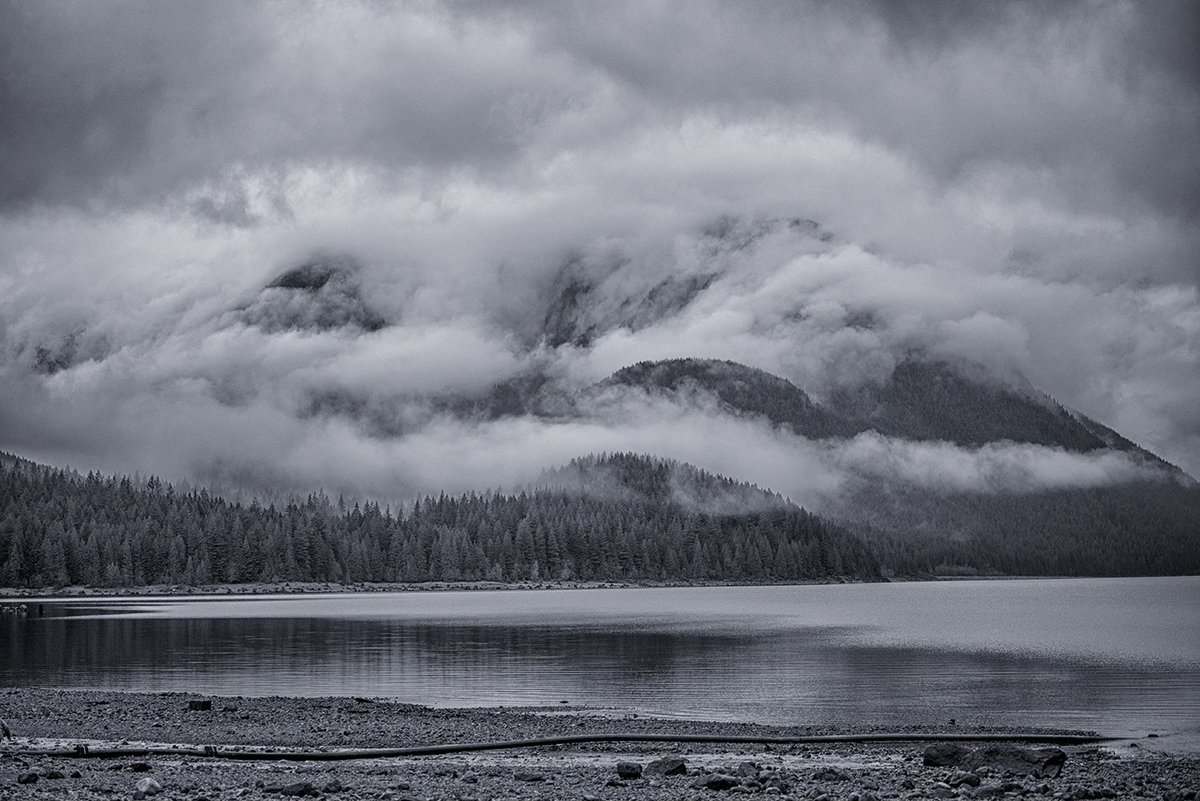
[598,358,860,439]
[243,254,386,333]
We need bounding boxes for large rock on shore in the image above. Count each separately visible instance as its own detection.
[923,743,1067,778]
[924,743,971,767]
[133,777,162,798]
[646,756,689,776]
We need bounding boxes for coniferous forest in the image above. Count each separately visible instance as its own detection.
[0,452,881,589]
[4,442,1198,591]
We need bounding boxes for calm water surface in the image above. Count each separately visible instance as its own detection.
[3,577,1198,738]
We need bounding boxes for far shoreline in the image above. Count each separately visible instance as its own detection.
[2,573,1188,602]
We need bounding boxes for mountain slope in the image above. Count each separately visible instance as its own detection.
[832,360,1118,453]
[604,356,1180,470]
[593,357,1200,578]
[538,216,834,348]
[598,358,860,438]
[843,478,1200,577]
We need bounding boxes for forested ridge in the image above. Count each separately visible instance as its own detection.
[846,479,1200,577]
[0,452,880,589]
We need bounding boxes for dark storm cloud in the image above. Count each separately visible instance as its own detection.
[6,1,1198,225]
[0,0,1198,494]
[510,0,1200,230]
[0,0,587,211]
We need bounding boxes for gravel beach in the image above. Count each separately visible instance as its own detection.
[1,689,1197,800]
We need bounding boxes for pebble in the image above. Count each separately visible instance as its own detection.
[264,781,318,796]
[3,688,1200,800]
[513,770,545,782]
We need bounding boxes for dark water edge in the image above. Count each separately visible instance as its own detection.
[1,573,1173,600]
[3,577,863,601]
[3,577,1198,746]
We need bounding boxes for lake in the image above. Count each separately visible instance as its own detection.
[3,577,1198,740]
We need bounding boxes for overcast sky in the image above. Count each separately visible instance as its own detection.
[1,0,1198,501]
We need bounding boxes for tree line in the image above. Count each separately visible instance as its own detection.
[847,478,1200,577]
[0,452,881,589]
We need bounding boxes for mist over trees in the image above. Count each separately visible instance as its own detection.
[847,480,1200,578]
[0,452,880,589]
[4,420,1197,591]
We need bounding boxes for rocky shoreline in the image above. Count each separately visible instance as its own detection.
[1,689,1197,800]
[0,579,859,600]
[0,580,668,601]
[0,574,1088,602]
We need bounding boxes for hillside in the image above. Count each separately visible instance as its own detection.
[829,359,1167,459]
[3,355,1195,588]
[599,359,859,439]
[602,357,1181,466]
[0,451,880,590]
[841,478,1200,577]
[597,357,1200,577]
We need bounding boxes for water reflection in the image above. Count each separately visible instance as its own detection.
[3,578,1199,736]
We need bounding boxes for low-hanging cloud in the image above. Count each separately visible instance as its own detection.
[1,0,1198,493]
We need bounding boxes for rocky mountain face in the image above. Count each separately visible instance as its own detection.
[597,358,861,439]
[537,216,833,348]
[595,356,1176,463]
[242,255,386,334]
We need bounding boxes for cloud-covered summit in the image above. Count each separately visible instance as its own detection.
[244,254,387,334]
[0,1,1197,499]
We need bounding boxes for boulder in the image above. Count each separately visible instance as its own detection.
[924,743,971,767]
[966,745,1067,778]
[188,699,213,711]
[706,775,741,791]
[135,777,163,797]
[922,743,1067,778]
[949,770,982,787]
[646,756,689,776]
[616,761,643,779]
[16,772,38,785]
